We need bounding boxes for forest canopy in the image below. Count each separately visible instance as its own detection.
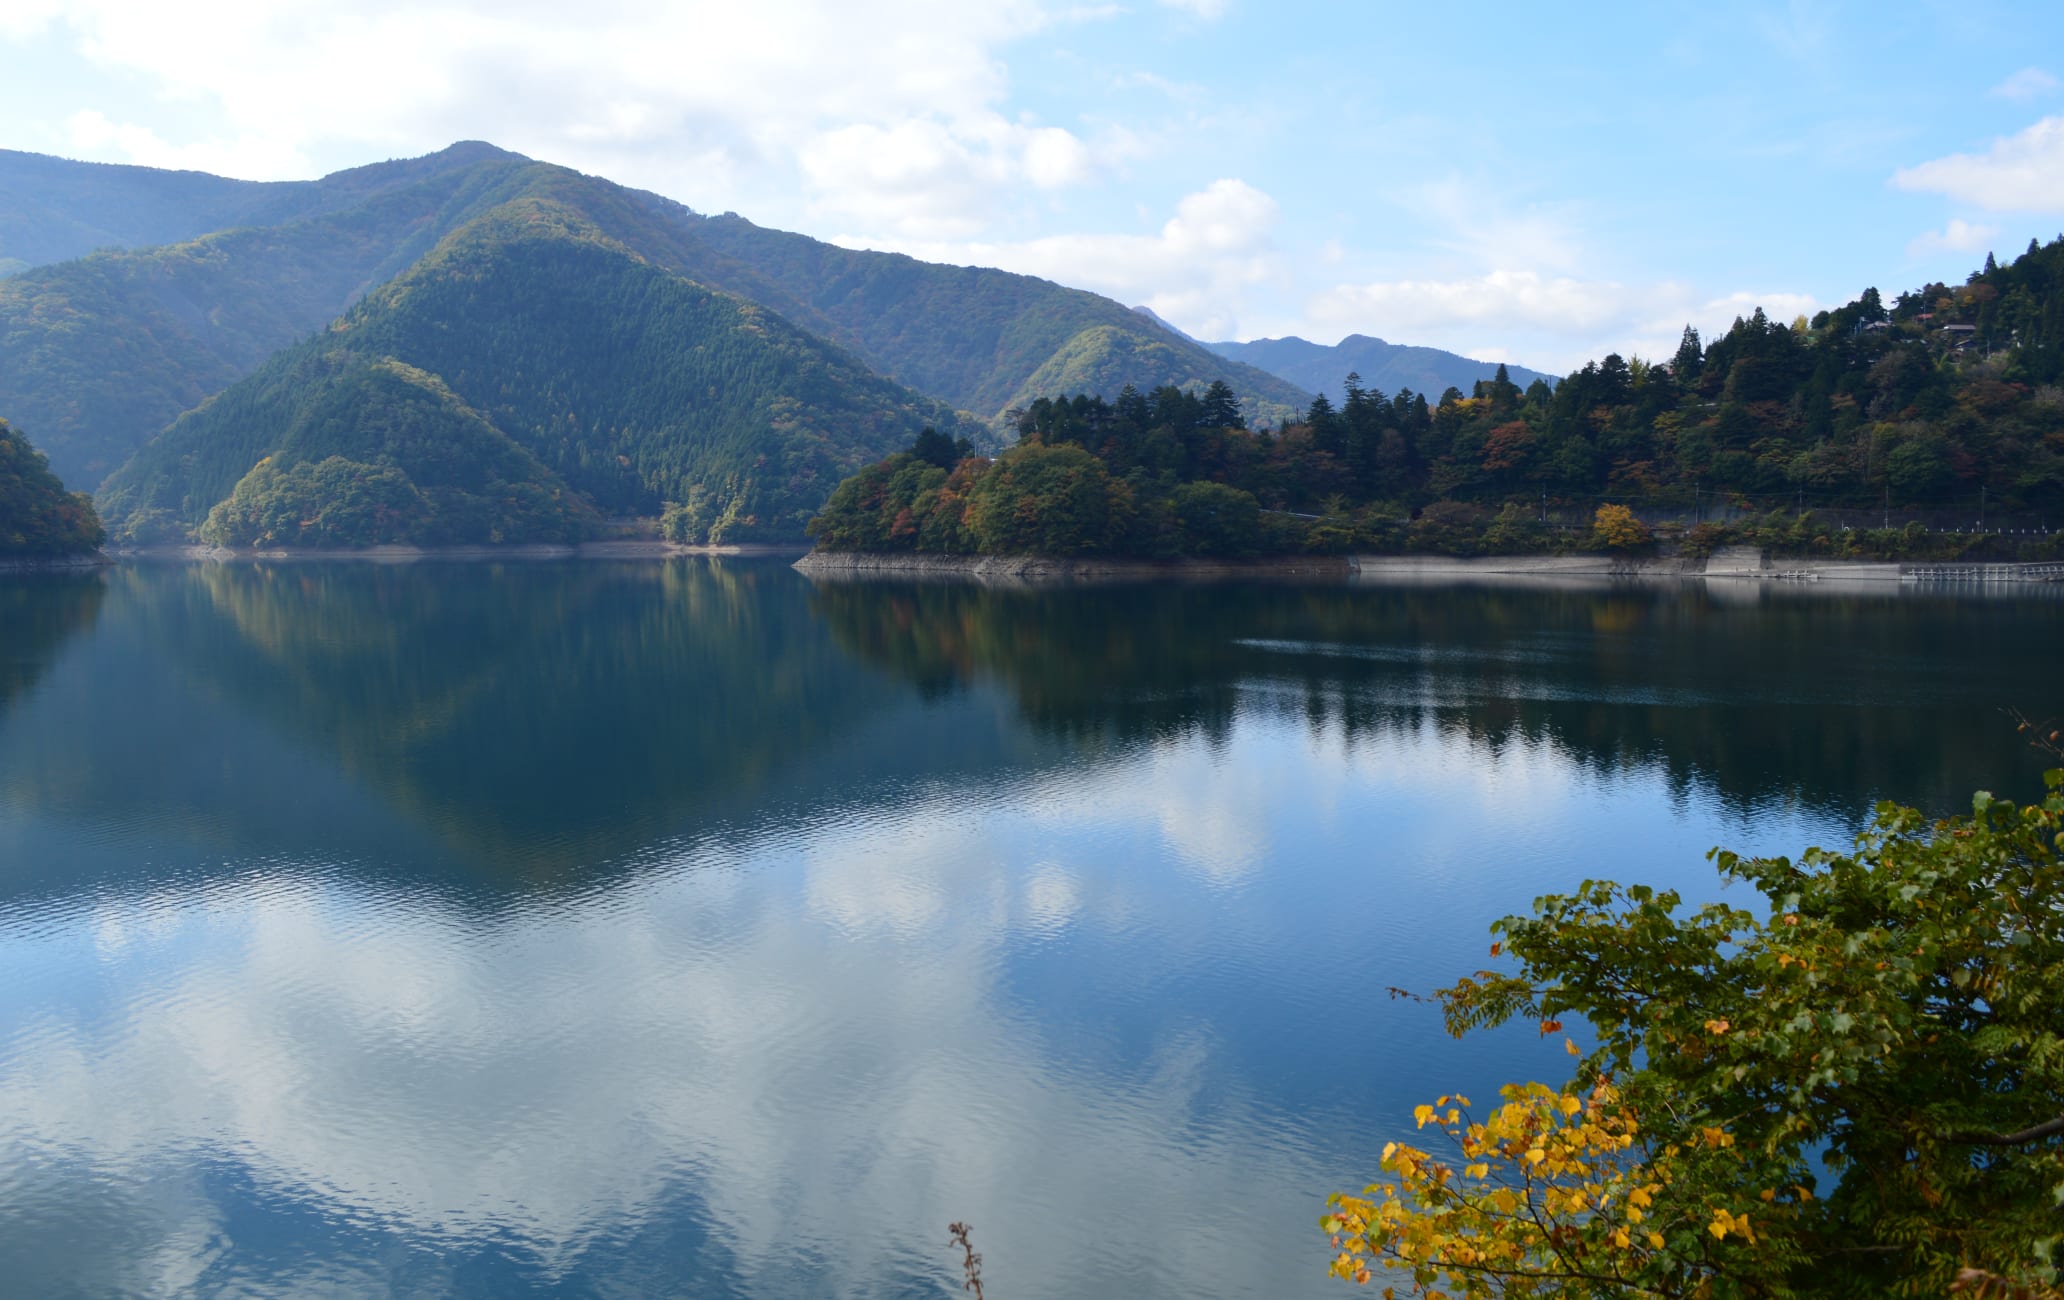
[0,418,104,556]
[810,238,2064,561]
[95,200,969,548]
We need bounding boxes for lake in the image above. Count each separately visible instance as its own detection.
[2,559,2059,1298]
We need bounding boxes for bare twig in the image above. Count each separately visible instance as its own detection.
[947,1221,986,1300]
[2006,708,2064,763]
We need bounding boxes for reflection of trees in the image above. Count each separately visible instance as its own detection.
[180,559,908,874]
[12,563,2060,896]
[809,578,2064,817]
[0,573,106,715]
[24,560,904,880]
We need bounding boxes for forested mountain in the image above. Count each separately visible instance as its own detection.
[0,141,518,272]
[681,215,1313,422]
[96,199,971,546]
[0,419,102,556]
[2,144,1310,499]
[811,238,2064,560]
[1209,334,1554,406]
[0,147,563,490]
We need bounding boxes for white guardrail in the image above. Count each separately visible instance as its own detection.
[1902,562,2064,583]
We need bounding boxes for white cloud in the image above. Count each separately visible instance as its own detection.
[1310,270,1646,335]
[1990,67,2060,102]
[1906,217,2000,258]
[0,757,1387,1297]
[65,109,310,179]
[1306,272,1816,372]
[1408,177,1586,274]
[0,0,60,39]
[15,0,1107,238]
[1893,116,2064,212]
[1160,0,1231,18]
[848,178,1284,339]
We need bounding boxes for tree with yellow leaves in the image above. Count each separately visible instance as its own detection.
[1327,769,2064,1298]
[1589,504,1652,553]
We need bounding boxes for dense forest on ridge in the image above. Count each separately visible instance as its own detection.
[96,200,970,547]
[810,238,2064,560]
[0,418,103,556]
[1,143,1309,504]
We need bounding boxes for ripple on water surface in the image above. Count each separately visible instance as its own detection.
[1,563,2059,1296]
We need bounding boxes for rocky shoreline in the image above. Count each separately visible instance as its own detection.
[795,546,2064,587]
[103,540,811,563]
[791,551,1354,583]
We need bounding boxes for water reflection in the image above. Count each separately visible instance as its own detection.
[1,562,2059,1298]
[0,571,105,715]
[808,577,2064,817]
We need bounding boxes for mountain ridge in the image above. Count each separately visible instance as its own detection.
[1210,333,1554,404]
[2,143,1315,496]
[95,196,974,545]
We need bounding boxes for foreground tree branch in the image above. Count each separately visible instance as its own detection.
[1951,1113,2064,1147]
[1327,772,2064,1297]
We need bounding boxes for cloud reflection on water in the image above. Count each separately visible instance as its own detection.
[4,563,2061,1297]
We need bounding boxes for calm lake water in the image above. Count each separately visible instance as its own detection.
[2,560,2060,1298]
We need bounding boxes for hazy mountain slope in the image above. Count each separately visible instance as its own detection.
[1210,334,1553,404]
[0,419,102,556]
[673,216,1314,421]
[3,143,1310,481]
[0,141,518,271]
[195,357,596,548]
[97,200,973,545]
[0,152,942,491]
[0,151,581,491]
[1002,325,1269,418]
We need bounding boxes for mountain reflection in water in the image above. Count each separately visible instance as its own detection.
[0,560,2057,1298]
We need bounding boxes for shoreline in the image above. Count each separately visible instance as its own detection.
[795,546,2064,587]
[104,540,812,563]
[0,551,114,573]
[792,551,1354,583]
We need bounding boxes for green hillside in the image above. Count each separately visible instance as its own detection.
[684,214,1313,420]
[0,141,519,271]
[3,146,1309,476]
[0,149,557,491]
[97,200,972,546]
[0,419,103,556]
[999,324,1305,425]
[193,356,594,548]
[812,238,2064,562]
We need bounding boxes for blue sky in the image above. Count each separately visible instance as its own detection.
[6,0,2064,372]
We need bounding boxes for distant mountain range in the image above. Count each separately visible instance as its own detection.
[1208,335,1554,405]
[1,141,1536,546]
[96,199,971,546]
[0,143,1331,542]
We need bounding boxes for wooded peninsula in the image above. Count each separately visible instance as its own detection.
[808,238,2064,564]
